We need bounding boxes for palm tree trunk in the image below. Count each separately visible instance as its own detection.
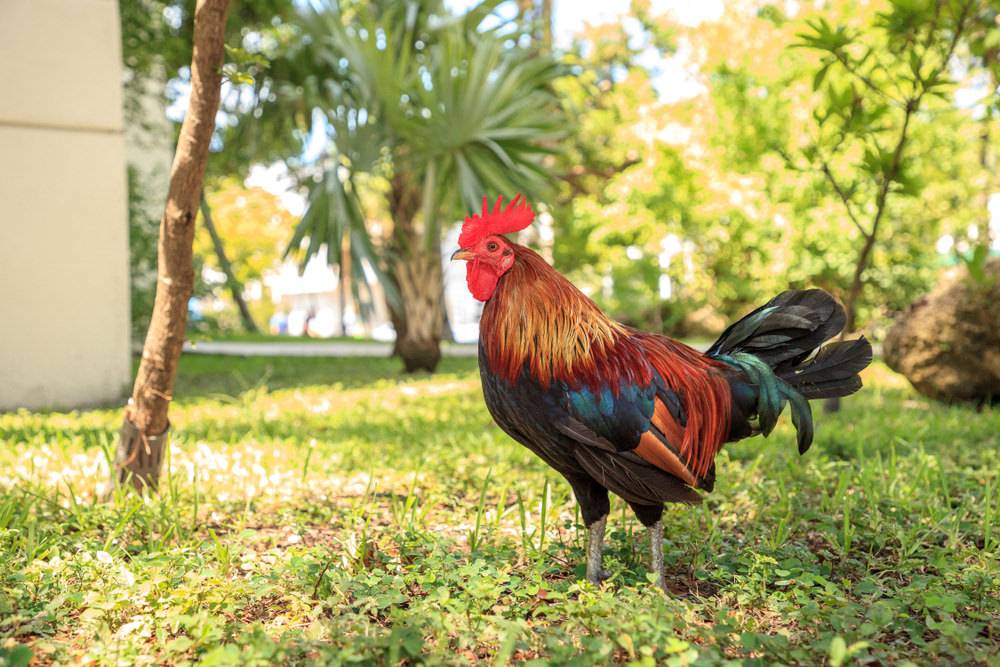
[389,302,407,358]
[392,249,443,372]
[199,193,259,333]
[385,170,445,371]
[113,0,231,493]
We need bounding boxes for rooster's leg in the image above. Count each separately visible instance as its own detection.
[649,519,667,592]
[569,478,610,584]
[586,514,608,583]
[628,503,668,591]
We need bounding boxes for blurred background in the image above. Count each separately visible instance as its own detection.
[1,0,998,409]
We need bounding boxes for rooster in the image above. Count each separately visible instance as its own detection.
[451,195,872,590]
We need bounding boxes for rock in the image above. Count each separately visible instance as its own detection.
[883,258,1000,403]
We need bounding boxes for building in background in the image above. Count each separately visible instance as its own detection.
[0,0,130,410]
[265,227,485,344]
[264,247,396,340]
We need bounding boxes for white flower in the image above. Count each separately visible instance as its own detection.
[116,620,143,638]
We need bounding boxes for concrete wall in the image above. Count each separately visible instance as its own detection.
[0,0,131,410]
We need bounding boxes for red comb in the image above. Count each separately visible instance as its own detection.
[458,194,535,248]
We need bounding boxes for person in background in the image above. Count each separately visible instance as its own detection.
[269,310,288,335]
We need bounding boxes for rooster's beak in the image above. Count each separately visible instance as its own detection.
[450,248,474,262]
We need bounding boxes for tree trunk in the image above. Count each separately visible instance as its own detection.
[539,0,553,50]
[199,193,259,333]
[980,104,994,250]
[825,221,877,413]
[842,231,877,335]
[392,249,444,372]
[338,266,348,337]
[388,302,407,358]
[338,239,351,337]
[826,101,917,413]
[385,170,443,372]
[113,0,231,492]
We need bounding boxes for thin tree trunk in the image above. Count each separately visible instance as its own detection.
[826,102,916,412]
[339,239,351,337]
[980,104,994,250]
[338,266,348,337]
[819,6,973,412]
[539,0,553,50]
[113,0,231,492]
[842,231,877,335]
[199,193,259,333]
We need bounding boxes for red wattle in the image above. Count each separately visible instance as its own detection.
[467,263,499,301]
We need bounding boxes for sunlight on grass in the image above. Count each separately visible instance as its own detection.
[1,356,997,664]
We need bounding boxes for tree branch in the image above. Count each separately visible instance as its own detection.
[841,0,976,333]
[199,193,259,333]
[832,50,905,108]
[775,145,868,237]
[819,159,869,237]
[562,153,641,196]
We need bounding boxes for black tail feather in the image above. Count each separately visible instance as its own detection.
[778,337,873,400]
[707,289,848,370]
[709,289,873,453]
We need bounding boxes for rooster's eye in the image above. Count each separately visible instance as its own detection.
[486,242,499,252]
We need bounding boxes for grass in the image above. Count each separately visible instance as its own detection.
[0,356,997,665]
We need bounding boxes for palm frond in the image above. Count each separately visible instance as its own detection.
[286,0,568,312]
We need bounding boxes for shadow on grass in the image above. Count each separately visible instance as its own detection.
[170,354,480,400]
[0,355,480,448]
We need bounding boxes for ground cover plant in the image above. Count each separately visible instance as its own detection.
[0,355,997,665]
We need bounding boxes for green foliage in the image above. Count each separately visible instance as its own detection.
[286,167,394,315]
[126,167,159,339]
[957,242,994,288]
[193,179,294,330]
[787,0,984,322]
[1,357,997,664]
[119,0,1000,340]
[120,0,303,171]
[551,0,995,335]
[0,645,32,667]
[281,0,567,281]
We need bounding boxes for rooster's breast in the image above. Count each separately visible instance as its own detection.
[477,345,586,478]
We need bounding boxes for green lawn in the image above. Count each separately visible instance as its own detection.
[0,356,997,665]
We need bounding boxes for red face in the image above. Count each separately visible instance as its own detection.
[451,234,516,301]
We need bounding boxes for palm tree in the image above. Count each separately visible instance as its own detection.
[283,0,567,371]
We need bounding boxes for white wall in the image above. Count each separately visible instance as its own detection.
[0,0,131,410]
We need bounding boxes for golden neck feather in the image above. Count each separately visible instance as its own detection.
[479,245,627,386]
